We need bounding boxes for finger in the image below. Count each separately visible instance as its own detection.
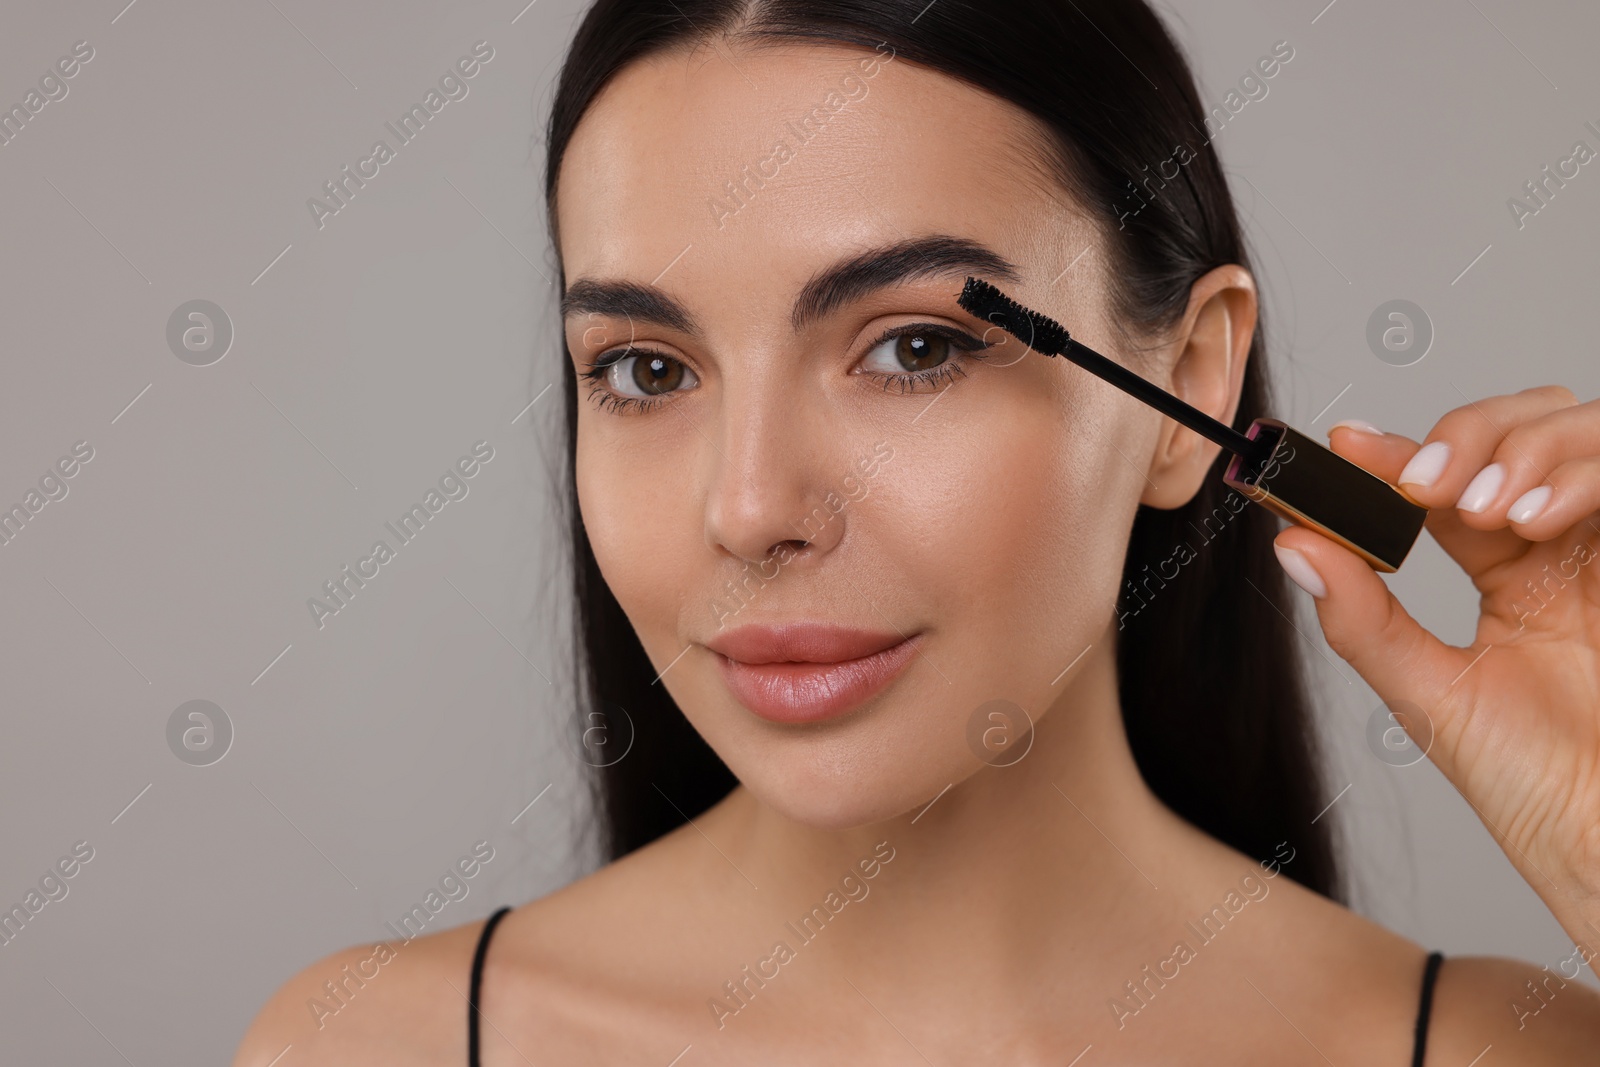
[1446,396,1600,532]
[1324,419,1423,484]
[1394,385,1579,511]
[1506,454,1600,542]
[1326,420,1527,576]
[1272,524,1473,747]
[1419,502,1530,579]
[1328,389,1584,576]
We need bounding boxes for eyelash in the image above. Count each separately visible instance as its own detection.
[577,323,994,415]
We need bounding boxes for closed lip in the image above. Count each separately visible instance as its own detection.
[705,622,909,665]
[705,622,922,724]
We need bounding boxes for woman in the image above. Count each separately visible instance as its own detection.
[236,0,1600,1062]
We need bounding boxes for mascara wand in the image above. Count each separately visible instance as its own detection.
[956,276,1429,572]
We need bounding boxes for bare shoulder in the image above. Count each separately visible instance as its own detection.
[1425,952,1600,1063]
[1258,876,1600,1060]
[470,827,725,1058]
[234,830,713,1066]
[230,918,488,1067]
[1182,852,1600,1062]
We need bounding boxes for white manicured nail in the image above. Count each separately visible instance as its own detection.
[1328,418,1384,436]
[1398,441,1452,489]
[1455,463,1506,513]
[1274,543,1326,598]
[1508,484,1553,524]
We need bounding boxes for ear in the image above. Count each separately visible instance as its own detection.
[1140,264,1257,509]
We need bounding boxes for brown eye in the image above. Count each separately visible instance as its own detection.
[854,322,993,396]
[603,351,698,398]
[889,332,950,372]
[860,324,986,378]
[631,354,685,394]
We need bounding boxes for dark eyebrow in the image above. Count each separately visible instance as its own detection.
[559,235,1023,337]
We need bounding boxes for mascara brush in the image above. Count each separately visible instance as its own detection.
[956,276,1429,572]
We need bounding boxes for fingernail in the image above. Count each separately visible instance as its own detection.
[1455,462,1506,513]
[1328,418,1384,436]
[1398,440,1452,489]
[1274,543,1327,598]
[1508,484,1553,524]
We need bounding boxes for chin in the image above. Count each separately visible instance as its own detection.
[715,712,977,831]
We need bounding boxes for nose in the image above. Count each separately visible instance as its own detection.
[702,375,847,567]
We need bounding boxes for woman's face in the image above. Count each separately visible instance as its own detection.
[557,40,1167,828]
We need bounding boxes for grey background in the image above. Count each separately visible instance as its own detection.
[2,0,1596,1061]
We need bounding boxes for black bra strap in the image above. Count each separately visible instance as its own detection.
[468,906,512,1067]
[1411,949,1445,1067]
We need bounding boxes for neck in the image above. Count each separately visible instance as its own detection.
[698,631,1243,1009]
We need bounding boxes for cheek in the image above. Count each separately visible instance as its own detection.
[865,386,1132,673]
[576,420,700,644]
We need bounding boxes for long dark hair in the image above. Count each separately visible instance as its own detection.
[543,0,1342,900]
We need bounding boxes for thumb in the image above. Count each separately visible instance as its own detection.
[1272,525,1470,720]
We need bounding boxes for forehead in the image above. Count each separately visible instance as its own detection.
[555,41,1075,292]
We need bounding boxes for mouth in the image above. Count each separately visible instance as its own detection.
[706,623,923,724]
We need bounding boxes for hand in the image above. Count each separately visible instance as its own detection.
[1272,385,1600,955]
